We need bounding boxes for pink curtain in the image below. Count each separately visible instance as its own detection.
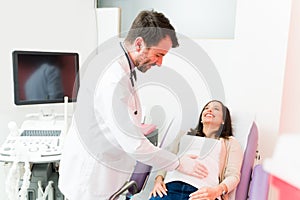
[279,0,300,134]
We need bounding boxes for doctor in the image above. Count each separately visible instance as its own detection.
[58,10,208,200]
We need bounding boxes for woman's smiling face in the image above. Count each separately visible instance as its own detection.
[201,101,224,127]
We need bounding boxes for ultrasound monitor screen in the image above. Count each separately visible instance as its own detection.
[12,50,80,105]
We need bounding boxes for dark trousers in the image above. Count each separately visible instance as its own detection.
[149,181,197,200]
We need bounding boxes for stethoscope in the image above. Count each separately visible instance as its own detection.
[119,42,136,88]
[120,42,138,115]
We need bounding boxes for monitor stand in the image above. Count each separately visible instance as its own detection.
[24,96,69,131]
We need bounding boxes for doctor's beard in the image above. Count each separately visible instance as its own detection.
[137,63,155,73]
[135,55,156,73]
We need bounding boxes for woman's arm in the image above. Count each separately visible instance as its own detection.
[221,137,243,193]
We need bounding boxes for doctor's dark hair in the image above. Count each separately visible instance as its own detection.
[125,10,179,48]
[189,100,233,139]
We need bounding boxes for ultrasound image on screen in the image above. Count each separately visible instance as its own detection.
[12,51,79,105]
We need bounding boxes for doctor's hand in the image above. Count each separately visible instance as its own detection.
[149,175,167,198]
[177,154,208,178]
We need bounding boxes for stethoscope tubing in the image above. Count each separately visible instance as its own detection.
[120,42,135,88]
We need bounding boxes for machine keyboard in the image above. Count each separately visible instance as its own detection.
[21,130,61,137]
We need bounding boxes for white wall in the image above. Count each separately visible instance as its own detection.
[0,0,98,129]
[0,1,97,199]
[0,0,292,199]
[196,0,291,160]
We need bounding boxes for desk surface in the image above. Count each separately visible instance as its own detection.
[0,153,61,163]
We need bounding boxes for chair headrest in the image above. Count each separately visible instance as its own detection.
[231,111,256,151]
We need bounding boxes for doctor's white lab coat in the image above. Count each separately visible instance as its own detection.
[58,51,179,200]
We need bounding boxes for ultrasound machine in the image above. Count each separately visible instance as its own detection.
[0,50,80,200]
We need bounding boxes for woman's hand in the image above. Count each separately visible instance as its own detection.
[149,175,168,198]
[188,186,220,200]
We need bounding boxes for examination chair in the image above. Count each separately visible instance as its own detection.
[233,111,269,200]
[232,112,259,200]
[110,112,261,200]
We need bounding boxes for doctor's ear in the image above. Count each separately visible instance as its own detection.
[135,37,144,51]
